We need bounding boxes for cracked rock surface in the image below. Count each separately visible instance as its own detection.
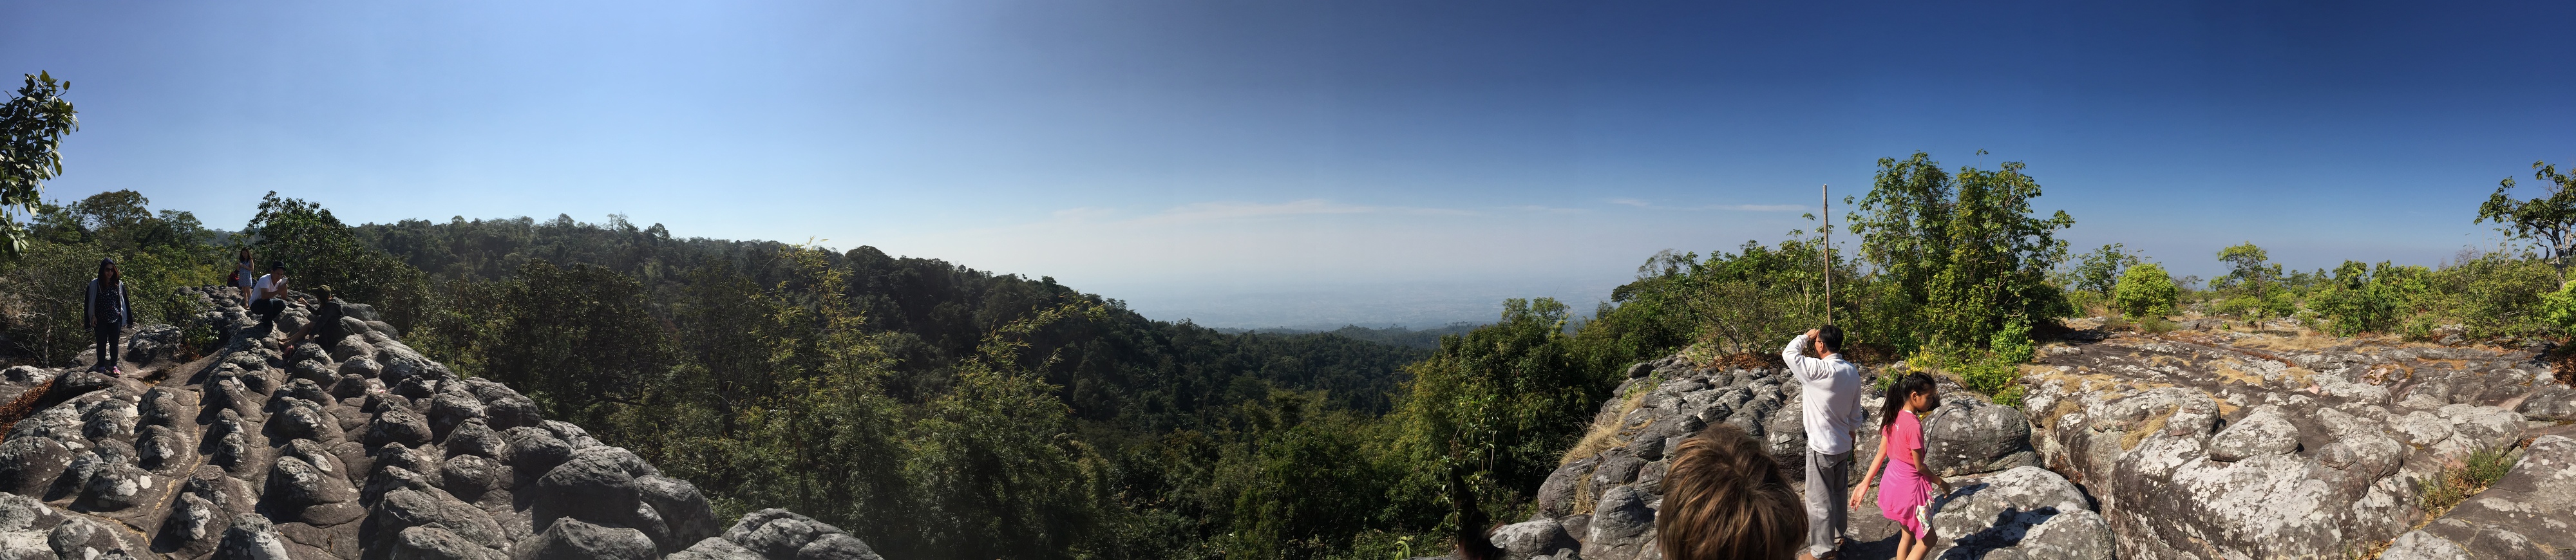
[0,286,885,559]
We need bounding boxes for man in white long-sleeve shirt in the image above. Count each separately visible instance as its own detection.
[1784,326,1864,559]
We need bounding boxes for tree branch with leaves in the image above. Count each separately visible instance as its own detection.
[0,71,78,258]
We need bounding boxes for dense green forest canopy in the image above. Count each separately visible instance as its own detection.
[6,150,2575,559]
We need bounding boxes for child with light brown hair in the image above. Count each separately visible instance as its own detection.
[1655,424,1808,560]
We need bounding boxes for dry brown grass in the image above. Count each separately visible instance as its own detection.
[2121,411,2172,451]
[1560,388,1651,467]
[2233,331,2347,352]
[1710,352,1781,371]
[0,377,58,437]
[2211,363,2266,387]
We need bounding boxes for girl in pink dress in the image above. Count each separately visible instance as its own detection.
[1850,373,1951,560]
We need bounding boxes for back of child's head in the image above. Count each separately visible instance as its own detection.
[1655,424,1806,560]
[1877,371,1939,427]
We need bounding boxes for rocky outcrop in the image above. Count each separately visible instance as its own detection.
[2023,329,2573,559]
[2378,434,2576,559]
[1513,355,2105,560]
[0,286,884,559]
[1516,326,2576,560]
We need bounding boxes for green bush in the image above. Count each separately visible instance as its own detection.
[2421,447,2518,518]
[2112,263,2178,320]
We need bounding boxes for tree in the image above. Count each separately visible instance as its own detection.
[243,192,431,329]
[2215,243,2276,289]
[2068,243,2139,296]
[1385,298,1600,552]
[2112,263,2178,320]
[1849,152,2076,353]
[478,259,673,425]
[2478,160,2576,279]
[2211,243,2293,327]
[0,71,77,258]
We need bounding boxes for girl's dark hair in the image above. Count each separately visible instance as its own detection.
[97,258,120,285]
[1878,372,1937,427]
[238,247,252,260]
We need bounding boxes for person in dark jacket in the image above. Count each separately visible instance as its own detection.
[84,258,134,375]
[287,285,346,350]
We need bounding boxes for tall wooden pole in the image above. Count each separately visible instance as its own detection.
[1823,183,1832,324]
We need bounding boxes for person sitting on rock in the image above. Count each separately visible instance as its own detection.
[251,261,290,331]
[1850,372,1952,560]
[286,285,346,349]
[83,258,133,375]
[1785,325,1864,559]
[1656,424,1807,560]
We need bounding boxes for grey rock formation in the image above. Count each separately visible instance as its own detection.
[2382,434,2576,558]
[1510,355,2101,560]
[0,286,882,560]
[1929,466,2114,559]
[1488,518,1579,560]
[2022,330,2568,559]
[517,517,657,560]
[710,509,884,560]
[1922,392,2041,476]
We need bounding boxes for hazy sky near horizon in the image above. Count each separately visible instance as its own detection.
[5,1,2573,327]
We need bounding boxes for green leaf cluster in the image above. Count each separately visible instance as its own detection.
[1849,152,2076,355]
[2111,263,2178,320]
[0,71,77,257]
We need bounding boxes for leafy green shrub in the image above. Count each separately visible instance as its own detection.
[2540,279,2576,333]
[1991,318,2035,364]
[1956,359,2016,395]
[2421,447,2518,518]
[2437,253,2560,339]
[1993,386,2026,409]
[2312,261,2425,336]
[2112,263,2178,320]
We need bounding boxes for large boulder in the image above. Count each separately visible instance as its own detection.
[1921,394,2040,476]
[361,489,506,560]
[1928,466,2115,559]
[1581,485,1656,560]
[1488,518,1580,560]
[2382,434,2576,559]
[718,509,885,560]
[210,513,293,560]
[529,447,645,530]
[515,517,656,560]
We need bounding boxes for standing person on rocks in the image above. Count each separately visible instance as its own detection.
[1784,325,1864,559]
[251,261,290,331]
[1850,373,1951,560]
[84,258,133,375]
[232,247,257,303]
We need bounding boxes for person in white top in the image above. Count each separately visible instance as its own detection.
[251,262,290,331]
[1784,325,1864,559]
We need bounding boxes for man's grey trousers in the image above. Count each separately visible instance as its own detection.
[1805,449,1852,557]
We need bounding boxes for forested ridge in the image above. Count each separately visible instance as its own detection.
[8,147,2576,558]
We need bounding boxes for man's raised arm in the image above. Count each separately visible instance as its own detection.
[1783,331,1824,381]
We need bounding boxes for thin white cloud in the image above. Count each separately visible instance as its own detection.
[1609,198,1653,207]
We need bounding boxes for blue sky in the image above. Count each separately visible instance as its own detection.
[5,1,2572,327]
